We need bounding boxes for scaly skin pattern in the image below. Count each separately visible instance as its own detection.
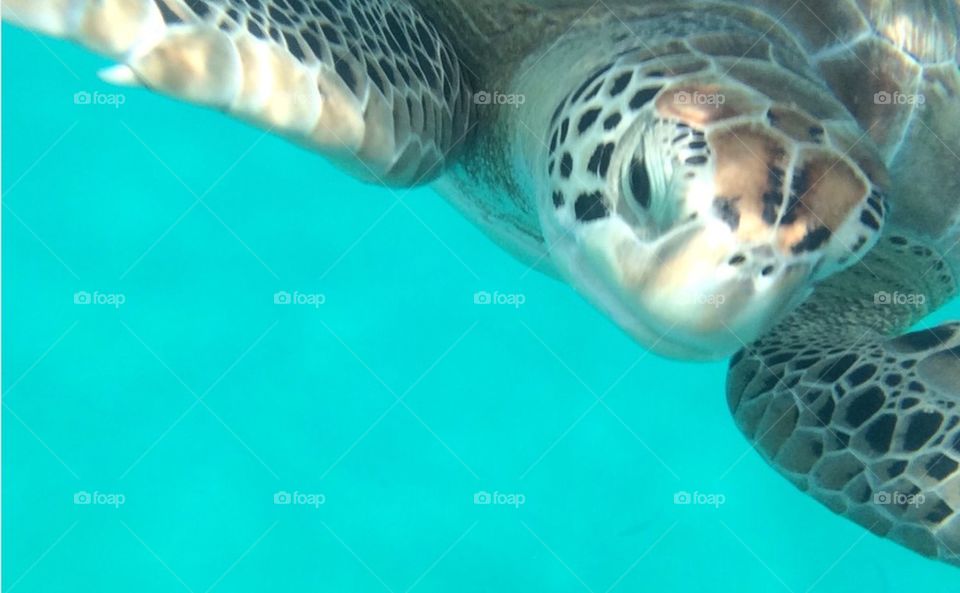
[492,6,890,359]
[729,235,960,566]
[2,0,474,185]
[5,0,960,569]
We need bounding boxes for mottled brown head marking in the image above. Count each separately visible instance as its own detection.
[705,114,879,267]
[537,16,902,365]
[709,123,792,242]
[777,149,870,255]
[655,81,766,126]
[766,106,826,144]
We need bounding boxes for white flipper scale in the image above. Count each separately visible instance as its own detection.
[728,236,960,565]
[2,0,474,186]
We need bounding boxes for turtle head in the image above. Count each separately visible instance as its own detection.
[541,69,887,360]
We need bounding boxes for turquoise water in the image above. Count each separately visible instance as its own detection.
[4,25,959,592]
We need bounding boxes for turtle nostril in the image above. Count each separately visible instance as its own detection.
[761,265,776,277]
[729,254,747,266]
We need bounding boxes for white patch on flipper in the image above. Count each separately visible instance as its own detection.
[78,0,165,56]
[310,61,366,156]
[131,26,241,107]
[98,64,140,86]
[2,0,80,37]
[231,37,325,137]
[3,0,166,57]
[4,0,473,186]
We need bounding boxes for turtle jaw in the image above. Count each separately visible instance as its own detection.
[547,214,815,361]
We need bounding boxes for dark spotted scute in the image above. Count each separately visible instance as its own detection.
[860,209,881,231]
[814,396,836,426]
[791,226,832,254]
[731,309,960,566]
[713,197,741,231]
[603,113,622,130]
[575,192,609,222]
[147,0,472,186]
[180,0,446,98]
[903,411,943,452]
[846,364,877,386]
[155,0,184,24]
[628,160,651,209]
[761,191,782,225]
[559,153,573,179]
[843,386,885,427]
[578,108,602,134]
[629,87,663,110]
[559,119,570,144]
[610,72,633,96]
[890,326,958,353]
[816,353,858,383]
[185,0,212,18]
[781,166,810,225]
[582,82,603,103]
[864,414,897,453]
[926,500,954,525]
[926,455,959,480]
[587,143,615,177]
[571,64,613,103]
[885,459,908,479]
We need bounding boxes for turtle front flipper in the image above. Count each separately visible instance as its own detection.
[727,237,960,566]
[2,0,473,186]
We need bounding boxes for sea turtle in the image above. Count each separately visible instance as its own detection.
[5,0,960,567]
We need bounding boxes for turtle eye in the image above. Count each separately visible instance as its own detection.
[627,157,652,211]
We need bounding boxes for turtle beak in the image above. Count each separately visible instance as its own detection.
[561,218,814,360]
[631,226,814,358]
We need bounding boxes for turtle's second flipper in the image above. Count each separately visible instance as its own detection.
[3,0,473,186]
[727,238,960,566]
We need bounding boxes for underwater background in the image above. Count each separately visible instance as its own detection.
[4,24,960,593]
